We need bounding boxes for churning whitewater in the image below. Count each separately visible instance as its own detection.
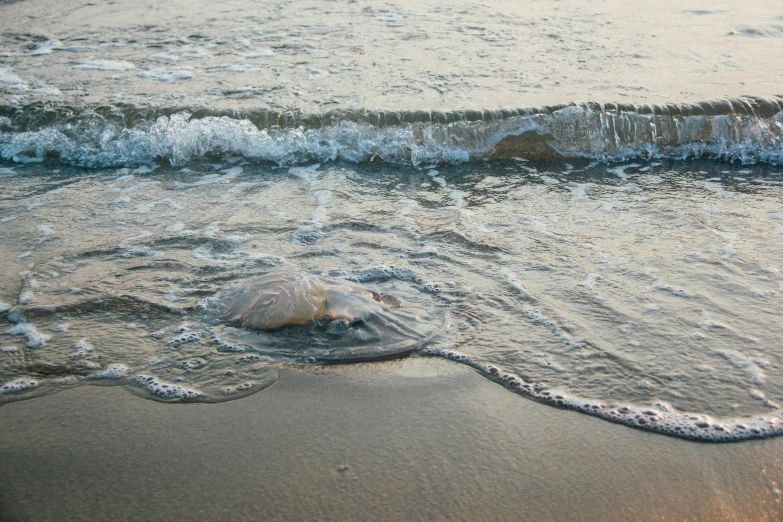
[1,96,783,168]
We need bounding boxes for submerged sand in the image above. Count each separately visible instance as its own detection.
[1,357,782,521]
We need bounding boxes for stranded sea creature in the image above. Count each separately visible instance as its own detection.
[216,269,447,363]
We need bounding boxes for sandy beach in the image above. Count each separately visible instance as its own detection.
[2,357,782,521]
[3,0,783,520]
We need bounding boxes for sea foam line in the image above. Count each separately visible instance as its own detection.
[422,346,783,442]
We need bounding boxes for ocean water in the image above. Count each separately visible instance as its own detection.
[2,0,783,442]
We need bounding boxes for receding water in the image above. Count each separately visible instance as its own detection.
[3,0,783,444]
[2,157,783,441]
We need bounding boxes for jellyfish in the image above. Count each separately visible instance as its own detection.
[216,269,446,363]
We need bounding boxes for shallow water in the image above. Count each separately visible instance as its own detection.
[3,0,783,442]
[2,158,783,440]
[1,0,783,110]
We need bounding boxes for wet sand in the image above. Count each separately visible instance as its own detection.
[2,357,782,521]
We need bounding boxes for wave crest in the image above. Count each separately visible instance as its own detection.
[1,96,782,167]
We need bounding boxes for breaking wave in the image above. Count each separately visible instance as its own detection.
[1,96,782,168]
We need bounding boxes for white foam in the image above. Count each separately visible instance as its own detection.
[36,224,54,235]
[168,331,202,346]
[606,163,640,180]
[714,349,765,386]
[137,68,194,81]
[579,273,601,289]
[240,48,275,58]
[135,375,202,400]
[646,279,693,298]
[52,376,79,385]
[174,169,239,187]
[0,378,38,394]
[0,66,26,89]
[133,165,156,174]
[695,180,731,197]
[73,60,135,71]
[423,348,783,442]
[165,222,186,232]
[72,339,92,358]
[223,382,256,395]
[88,364,128,379]
[26,39,64,55]
[224,64,260,73]
[569,182,596,201]
[292,225,325,245]
[697,313,731,331]
[124,199,180,215]
[330,265,424,284]
[32,85,61,96]
[152,46,212,61]
[182,358,206,372]
[119,247,159,258]
[502,269,531,300]
[3,104,780,168]
[288,163,321,184]
[6,323,51,348]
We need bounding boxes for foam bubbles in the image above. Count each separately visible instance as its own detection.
[223,382,255,395]
[6,323,51,348]
[137,68,194,81]
[119,247,159,258]
[88,364,129,379]
[714,349,766,386]
[73,60,136,71]
[165,222,186,232]
[182,358,206,372]
[423,348,783,442]
[212,337,246,353]
[292,225,324,245]
[168,331,202,346]
[72,339,92,358]
[26,39,64,56]
[0,66,26,90]
[330,265,422,283]
[135,375,202,400]
[0,378,38,394]
[52,376,79,385]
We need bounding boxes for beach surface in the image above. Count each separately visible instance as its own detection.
[2,357,782,521]
[3,0,783,520]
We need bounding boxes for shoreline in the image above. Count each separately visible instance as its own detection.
[2,357,782,521]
